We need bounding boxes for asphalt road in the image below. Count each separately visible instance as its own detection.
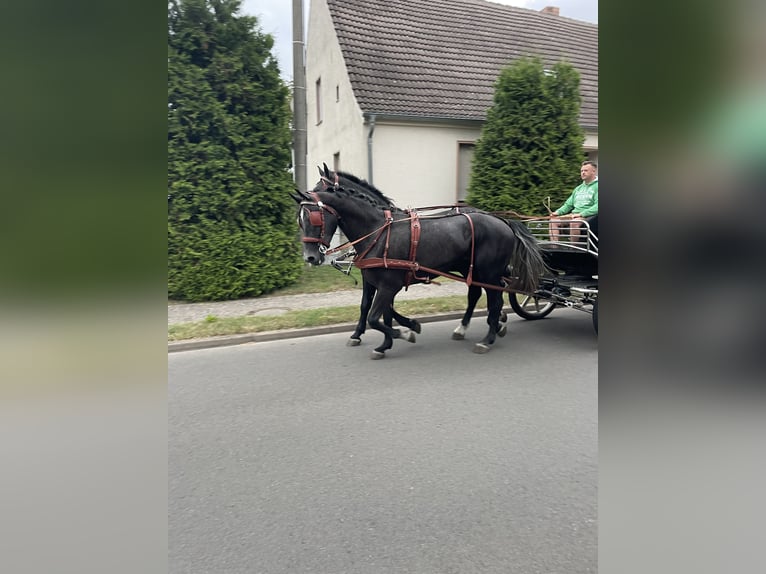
[169,310,597,573]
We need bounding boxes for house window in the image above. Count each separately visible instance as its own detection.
[315,77,322,124]
[335,85,340,102]
[333,152,340,172]
[457,142,475,202]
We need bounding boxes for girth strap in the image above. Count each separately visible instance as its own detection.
[463,212,476,286]
[408,210,421,262]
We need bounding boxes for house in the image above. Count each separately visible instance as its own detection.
[305,0,598,208]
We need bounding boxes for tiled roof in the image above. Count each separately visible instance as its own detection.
[326,0,598,128]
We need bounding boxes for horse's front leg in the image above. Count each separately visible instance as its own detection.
[348,280,376,346]
[383,299,416,344]
[452,284,482,340]
[367,289,411,359]
[390,307,421,335]
[474,288,504,354]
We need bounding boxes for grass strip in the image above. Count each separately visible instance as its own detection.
[168,294,476,341]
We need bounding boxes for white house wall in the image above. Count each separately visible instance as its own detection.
[369,121,481,207]
[305,0,367,185]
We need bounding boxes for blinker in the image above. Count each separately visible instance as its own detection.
[308,210,323,226]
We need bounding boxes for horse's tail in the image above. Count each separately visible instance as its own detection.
[501,218,547,293]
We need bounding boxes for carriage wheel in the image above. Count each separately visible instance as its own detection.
[592,298,598,334]
[509,292,556,320]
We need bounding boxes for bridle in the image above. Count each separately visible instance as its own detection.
[298,191,340,250]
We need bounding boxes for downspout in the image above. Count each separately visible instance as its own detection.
[366,114,376,185]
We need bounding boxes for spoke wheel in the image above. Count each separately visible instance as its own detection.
[509,292,556,320]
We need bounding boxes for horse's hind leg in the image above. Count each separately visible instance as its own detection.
[349,281,375,346]
[474,289,504,354]
[452,284,482,340]
[497,294,508,338]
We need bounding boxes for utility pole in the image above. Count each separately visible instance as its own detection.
[292,0,307,192]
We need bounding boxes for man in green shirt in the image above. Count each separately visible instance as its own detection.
[549,161,599,244]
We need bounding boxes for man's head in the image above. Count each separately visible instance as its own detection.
[580,161,597,183]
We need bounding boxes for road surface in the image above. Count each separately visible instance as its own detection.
[170,310,597,573]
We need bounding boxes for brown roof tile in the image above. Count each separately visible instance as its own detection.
[326,0,598,127]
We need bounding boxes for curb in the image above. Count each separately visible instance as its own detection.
[168,310,487,353]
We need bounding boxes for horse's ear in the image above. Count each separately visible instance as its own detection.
[289,188,310,203]
[317,165,324,177]
[323,162,330,178]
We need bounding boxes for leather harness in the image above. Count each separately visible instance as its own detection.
[301,192,518,292]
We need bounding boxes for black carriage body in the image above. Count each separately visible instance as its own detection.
[509,217,599,333]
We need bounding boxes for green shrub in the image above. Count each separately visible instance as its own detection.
[467,58,585,215]
[167,0,302,301]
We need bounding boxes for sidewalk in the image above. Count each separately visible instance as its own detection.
[168,280,475,352]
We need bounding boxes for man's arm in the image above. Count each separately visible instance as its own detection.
[553,192,575,215]
[578,189,598,218]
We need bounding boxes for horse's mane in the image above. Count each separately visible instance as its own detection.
[335,171,399,209]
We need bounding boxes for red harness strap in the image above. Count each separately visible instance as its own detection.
[409,210,421,261]
[463,212,475,286]
[355,212,480,288]
[403,210,422,286]
[354,210,423,287]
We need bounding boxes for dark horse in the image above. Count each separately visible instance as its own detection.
[296,168,546,358]
[293,169,503,347]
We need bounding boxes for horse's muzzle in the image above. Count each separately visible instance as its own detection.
[304,252,325,266]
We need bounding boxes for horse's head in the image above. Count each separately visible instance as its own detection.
[311,163,341,195]
[298,165,403,263]
[292,187,340,266]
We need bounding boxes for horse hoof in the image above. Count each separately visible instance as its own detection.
[497,323,507,337]
[412,321,422,334]
[473,343,491,354]
[402,329,416,343]
[347,338,361,347]
[371,350,386,360]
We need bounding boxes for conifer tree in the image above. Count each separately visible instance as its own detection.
[466,57,585,215]
[168,0,301,301]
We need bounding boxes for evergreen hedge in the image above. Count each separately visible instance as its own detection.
[467,57,585,216]
[168,0,301,301]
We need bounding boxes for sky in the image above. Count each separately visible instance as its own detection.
[240,0,598,81]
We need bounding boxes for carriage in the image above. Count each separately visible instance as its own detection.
[507,217,599,334]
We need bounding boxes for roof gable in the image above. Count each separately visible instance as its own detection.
[325,0,598,127]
